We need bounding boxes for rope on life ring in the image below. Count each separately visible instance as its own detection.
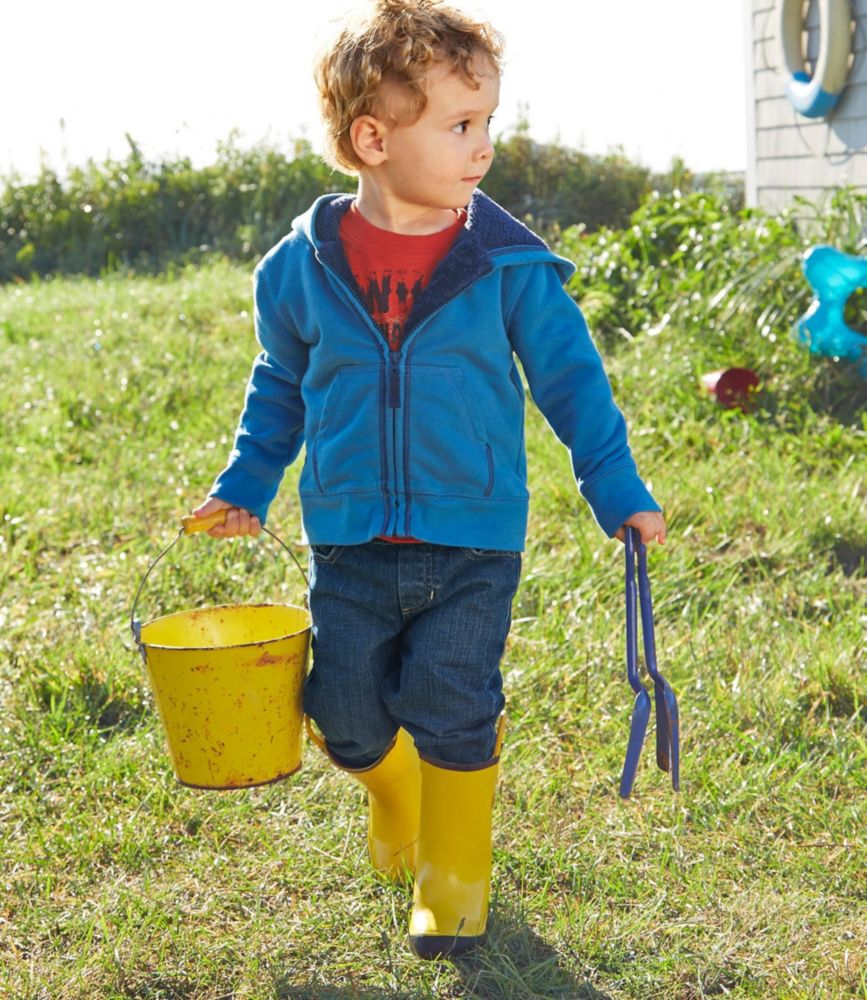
[778,0,852,118]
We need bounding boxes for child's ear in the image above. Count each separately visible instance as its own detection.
[349,116,388,166]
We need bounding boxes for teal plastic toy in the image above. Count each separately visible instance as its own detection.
[796,246,867,376]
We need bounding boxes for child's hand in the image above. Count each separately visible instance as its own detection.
[191,496,262,538]
[615,511,667,546]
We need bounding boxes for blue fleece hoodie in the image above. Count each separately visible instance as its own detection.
[210,190,660,550]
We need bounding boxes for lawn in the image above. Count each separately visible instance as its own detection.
[0,254,864,999]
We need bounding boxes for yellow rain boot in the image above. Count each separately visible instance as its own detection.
[306,720,420,876]
[408,720,504,959]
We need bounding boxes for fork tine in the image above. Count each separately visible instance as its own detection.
[665,684,681,791]
[635,529,681,787]
[620,690,651,799]
[636,540,670,770]
[655,684,672,772]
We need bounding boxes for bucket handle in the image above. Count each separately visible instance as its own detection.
[130,510,310,645]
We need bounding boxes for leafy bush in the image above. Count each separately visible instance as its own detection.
[556,186,867,424]
[0,127,741,282]
[483,119,653,232]
[0,135,352,282]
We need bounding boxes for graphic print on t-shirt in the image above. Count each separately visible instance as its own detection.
[358,269,426,351]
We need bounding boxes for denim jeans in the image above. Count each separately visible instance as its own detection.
[303,540,521,767]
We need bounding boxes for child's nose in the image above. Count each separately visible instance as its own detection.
[476,135,494,161]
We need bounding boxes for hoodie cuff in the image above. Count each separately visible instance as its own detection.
[580,465,661,537]
[209,460,283,526]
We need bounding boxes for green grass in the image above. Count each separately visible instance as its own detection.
[1,256,864,999]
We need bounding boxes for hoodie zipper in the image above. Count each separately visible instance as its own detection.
[388,350,402,534]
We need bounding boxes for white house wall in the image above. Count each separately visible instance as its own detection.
[746,0,867,210]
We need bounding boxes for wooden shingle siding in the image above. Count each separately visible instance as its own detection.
[746,0,867,211]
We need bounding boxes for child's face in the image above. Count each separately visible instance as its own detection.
[372,53,500,214]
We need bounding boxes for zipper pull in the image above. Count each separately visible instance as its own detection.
[388,351,401,408]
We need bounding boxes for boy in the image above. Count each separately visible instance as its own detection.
[193,0,665,959]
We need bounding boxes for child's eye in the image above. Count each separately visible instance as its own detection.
[451,121,470,135]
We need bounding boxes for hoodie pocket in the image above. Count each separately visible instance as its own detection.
[407,366,494,498]
[304,365,383,494]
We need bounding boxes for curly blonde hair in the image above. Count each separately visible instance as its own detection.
[315,0,504,172]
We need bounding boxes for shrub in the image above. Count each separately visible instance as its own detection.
[0,134,352,282]
[555,186,867,425]
[0,127,743,282]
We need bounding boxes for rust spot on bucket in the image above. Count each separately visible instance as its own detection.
[255,651,283,666]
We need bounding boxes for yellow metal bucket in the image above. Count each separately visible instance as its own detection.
[131,512,311,790]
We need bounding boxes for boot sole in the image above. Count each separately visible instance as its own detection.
[409,932,485,960]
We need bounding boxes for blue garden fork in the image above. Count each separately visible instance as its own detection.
[619,526,681,798]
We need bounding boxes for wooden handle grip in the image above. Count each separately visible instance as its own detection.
[181,509,229,534]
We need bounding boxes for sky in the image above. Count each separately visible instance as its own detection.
[2,0,749,181]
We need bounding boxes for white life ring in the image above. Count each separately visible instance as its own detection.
[778,0,851,118]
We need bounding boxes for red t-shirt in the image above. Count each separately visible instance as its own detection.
[340,203,466,352]
[339,203,466,542]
